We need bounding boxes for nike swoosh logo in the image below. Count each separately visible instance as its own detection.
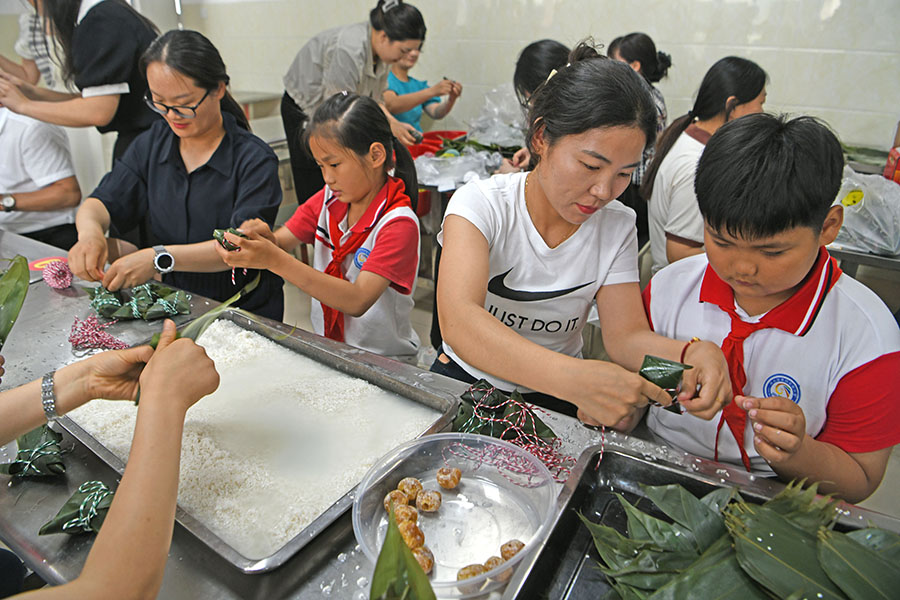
[487,269,594,302]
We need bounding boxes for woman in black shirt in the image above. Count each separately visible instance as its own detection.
[68,29,284,321]
[0,0,158,160]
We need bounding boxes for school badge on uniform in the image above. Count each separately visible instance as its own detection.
[763,374,801,404]
[354,247,370,269]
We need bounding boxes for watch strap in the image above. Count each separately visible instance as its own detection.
[41,371,59,422]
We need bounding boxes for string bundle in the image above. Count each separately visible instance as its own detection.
[69,315,129,350]
[42,260,73,289]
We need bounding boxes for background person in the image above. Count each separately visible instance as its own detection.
[385,46,461,132]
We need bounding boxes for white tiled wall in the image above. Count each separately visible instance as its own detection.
[171,0,900,149]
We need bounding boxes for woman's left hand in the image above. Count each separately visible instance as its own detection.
[102,248,158,291]
[0,72,29,112]
[677,340,732,420]
[214,229,282,270]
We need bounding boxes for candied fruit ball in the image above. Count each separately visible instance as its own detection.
[397,520,425,549]
[393,504,418,524]
[484,556,512,582]
[436,467,462,489]
[397,477,424,502]
[412,545,434,574]
[457,563,487,594]
[500,539,525,561]
[416,489,442,512]
[384,489,408,513]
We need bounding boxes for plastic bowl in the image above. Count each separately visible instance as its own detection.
[352,432,557,598]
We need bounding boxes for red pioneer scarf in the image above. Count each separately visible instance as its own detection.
[321,176,411,342]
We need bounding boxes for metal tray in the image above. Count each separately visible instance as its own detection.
[504,445,900,599]
[58,309,459,574]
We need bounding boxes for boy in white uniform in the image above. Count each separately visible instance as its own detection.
[643,114,900,503]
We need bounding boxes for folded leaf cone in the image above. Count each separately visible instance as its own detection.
[0,425,65,478]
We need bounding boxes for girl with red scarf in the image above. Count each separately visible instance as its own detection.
[215,92,420,359]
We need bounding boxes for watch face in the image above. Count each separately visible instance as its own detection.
[1,197,14,209]
[155,252,174,271]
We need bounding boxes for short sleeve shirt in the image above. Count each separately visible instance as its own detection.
[71,0,158,134]
[283,22,388,114]
[387,71,440,131]
[91,113,284,317]
[648,125,709,274]
[0,108,77,234]
[438,172,639,391]
[15,11,56,88]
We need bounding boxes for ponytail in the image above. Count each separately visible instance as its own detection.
[640,56,767,201]
[221,91,251,131]
[392,136,418,211]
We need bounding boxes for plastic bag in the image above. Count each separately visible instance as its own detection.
[833,165,900,257]
[465,83,527,148]
[414,147,502,190]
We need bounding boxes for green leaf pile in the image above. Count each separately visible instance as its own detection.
[581,481,900,599]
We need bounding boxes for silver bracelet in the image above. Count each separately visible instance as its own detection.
[41,371,59,422]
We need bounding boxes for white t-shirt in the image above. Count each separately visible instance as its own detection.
[0,108,78,234]
[438,172,639,391]
[644,252,900,475]
[648,128,708,274]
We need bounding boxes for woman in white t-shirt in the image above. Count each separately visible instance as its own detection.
[434,42,732,429]
[642,57,768,274]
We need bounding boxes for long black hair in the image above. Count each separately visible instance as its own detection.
[38,0,158,86]
[526,41,658,162]
[641,56,767,200]
[140,29,250,131]
[513,39,570,108]
[303,93,417,206]
[369,0,426,42]
[608,32,671,84]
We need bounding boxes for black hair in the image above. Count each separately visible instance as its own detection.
[303,93,417,206]
[38,0,158,87]
[370,0,426,42]
[525,41,658,162]
[140,30,250,132]
[641,56,767,200]
[513,39,570,108]
[696,113,843,239]
[610,32,671,84]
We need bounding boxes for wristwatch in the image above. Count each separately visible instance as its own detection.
[1,195,16,212]
[152,245,175,274]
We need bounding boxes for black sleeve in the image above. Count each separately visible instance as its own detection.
[90,130,153,232]
[230,138,283,228]
[72,6,142,91]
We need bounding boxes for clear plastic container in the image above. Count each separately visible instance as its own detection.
[352,432,557,598]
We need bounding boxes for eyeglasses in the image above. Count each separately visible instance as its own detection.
[144,89,211,119]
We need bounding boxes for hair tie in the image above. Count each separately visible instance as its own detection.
[687,109,695,120]
[341,90,348,96]
[545,68,558,83]
[382,0,399,12]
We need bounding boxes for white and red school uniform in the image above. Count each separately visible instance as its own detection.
[643,250,900,476]
[284,176,420,357]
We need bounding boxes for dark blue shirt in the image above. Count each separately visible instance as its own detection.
[91,112,284,320]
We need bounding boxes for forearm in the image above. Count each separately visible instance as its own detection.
[665,237,704,264]
[71,402,186,600]
[168,240,231,273]
[771,437,876,504]
[0,362,94,445]
[605,328,687,372]
[269,250,378,316]
[7,177,81,211]
[0,55,31,83]
[15,95,118,127]
[385,89,439,114]
[75,198,112,239]
[426,100,453,120]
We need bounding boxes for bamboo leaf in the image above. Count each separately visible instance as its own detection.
[639,484,727,552]
[0,425,65,478]
[763,480,837,533]
[370,505,436,600]
[700,487,738,515]
[647,536,767,600]
[845,528,900,562]
[725,504,846,599]
[0,255,29,349]
[578,512,663,572]
[818,528,900,600]
[617,494,698,554]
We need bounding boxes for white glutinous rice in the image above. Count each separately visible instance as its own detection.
[68,320,440,559]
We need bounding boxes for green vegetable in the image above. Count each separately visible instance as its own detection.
[818,528,900,600]
[39,480,113,535]
[213,227,248,251]
[0,425,65,478]
[369,505,436,600]
[0,255,29,349]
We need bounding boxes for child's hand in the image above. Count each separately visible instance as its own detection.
[677,340,732,420]
[449,81,463,99]
[214,228,281,270]
[430,79,455,97]
[510,147,531,169]
[740,395,808,464]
